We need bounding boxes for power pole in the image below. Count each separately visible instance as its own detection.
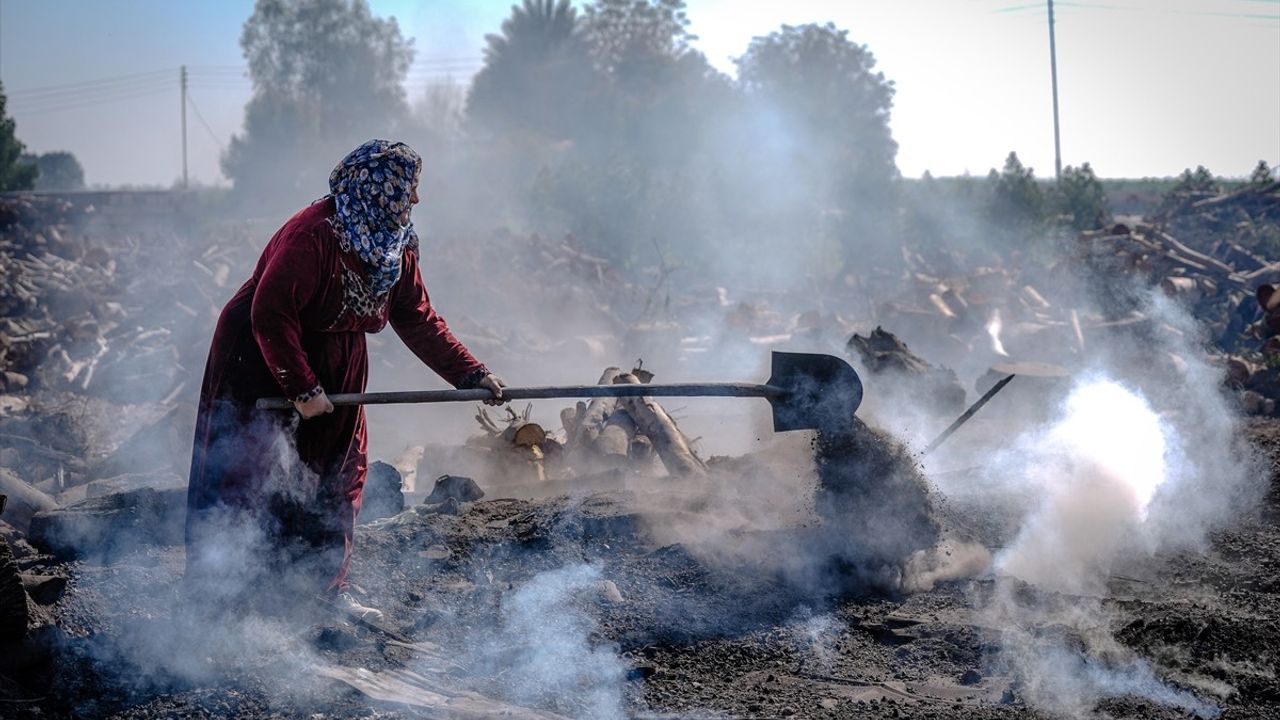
[180,65,189,189]
[1047,0,1062,181]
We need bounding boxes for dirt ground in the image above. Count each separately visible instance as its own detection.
[0,414,1274,719]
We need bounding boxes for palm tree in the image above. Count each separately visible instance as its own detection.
[466,0,592,138]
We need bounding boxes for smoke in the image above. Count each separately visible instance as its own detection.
[952,290,1263,718]
[985,587,1222,719]
[790,611,842,674]
[994,378,1167,593]
[458,563,628,720]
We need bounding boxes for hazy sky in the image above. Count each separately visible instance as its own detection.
[1,0,1276,187]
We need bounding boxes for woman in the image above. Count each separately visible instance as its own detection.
[185,139,503,620]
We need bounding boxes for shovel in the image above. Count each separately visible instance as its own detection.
[257,351,863,434]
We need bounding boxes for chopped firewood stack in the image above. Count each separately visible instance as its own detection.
[472,404,553,482]
[1071,183,1280,413]
[560,362,707,478]
[0,194,261,403]
[466,362,707,482]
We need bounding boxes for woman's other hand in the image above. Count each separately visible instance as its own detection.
[295,390,335,419]
[479,374,507,405]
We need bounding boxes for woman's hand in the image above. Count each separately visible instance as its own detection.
[294,390,335,419]
[478,374,507,406]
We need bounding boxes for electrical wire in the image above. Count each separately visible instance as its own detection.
[9,83,172,115]
[4,57,489,116]
[990,0,1278,20]
[9,78,174,113]
[185,92,226,150]
[7,76,174,108]
[5,68,173,99]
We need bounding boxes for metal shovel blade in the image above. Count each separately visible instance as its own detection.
[766,351,864,433]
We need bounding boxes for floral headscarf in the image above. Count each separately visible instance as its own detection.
[328,139,422,297]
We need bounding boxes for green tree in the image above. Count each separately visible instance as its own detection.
[1250,159,1274,185]
[223,0,414,207]
[582,0,692,76]
[1053,161,1110,232]
[519,0,729,266]
[24,151,86,191]
[987,151,1045,233]
[1170,165,1219,194]
[0,84,37,192]
[734,23,900,270]
[466,0,595,141]
[578,0,719,158]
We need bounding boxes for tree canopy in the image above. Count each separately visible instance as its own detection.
[25,151,86,191]
[734,23,900,269]
[466,0,593,140]
[987,151,1046,233]
[1053,162,1109,232]
[223,0,414,207]
[0,84,37,192]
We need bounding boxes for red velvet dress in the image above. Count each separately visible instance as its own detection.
[185,197,485,596]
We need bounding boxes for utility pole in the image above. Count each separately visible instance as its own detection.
[180,65,189,189]
[1047,0,1062,181]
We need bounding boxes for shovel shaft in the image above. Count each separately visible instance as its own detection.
[256,383,785,410]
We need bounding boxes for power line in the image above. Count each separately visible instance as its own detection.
[186,92,225,150]
[5,68,172,99]
[8,82,172,115]
[7,75,173,106]
[991,0,1278,20]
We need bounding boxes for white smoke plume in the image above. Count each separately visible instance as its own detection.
[964,290,1263,717]
[465,562,628,720]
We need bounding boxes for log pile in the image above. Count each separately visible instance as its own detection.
[0,195,261,403]
[460,362,707,483]
[557,363,706,478]
[867,182,1280,414]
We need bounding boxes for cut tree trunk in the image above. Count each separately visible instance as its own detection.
[0,468,58,533]
[594,409,637,467]
[614,373,707,478]
[574,367,623,447]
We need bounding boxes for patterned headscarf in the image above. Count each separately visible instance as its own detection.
[328,139,422,297]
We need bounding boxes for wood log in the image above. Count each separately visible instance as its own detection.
[927,293,957,319]
[1162,276,1203,301]
[594,409,636,467]
[574,367,622,447]
[1151,230,1247,288]
[560,403,585,446]
[629,434,654,464]
[1069,309,1086,353]
[614,373,707,478]
[0,468,58,533]
[1021,285,1051,310]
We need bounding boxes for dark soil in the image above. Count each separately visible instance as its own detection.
[1,420,1278,719]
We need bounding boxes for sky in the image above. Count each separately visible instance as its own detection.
[0,0,1276,187]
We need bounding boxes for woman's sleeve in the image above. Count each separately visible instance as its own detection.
[390,248,489,389]
[250,229,324,402]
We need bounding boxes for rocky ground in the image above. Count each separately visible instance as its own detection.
[0,417,1276,720]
